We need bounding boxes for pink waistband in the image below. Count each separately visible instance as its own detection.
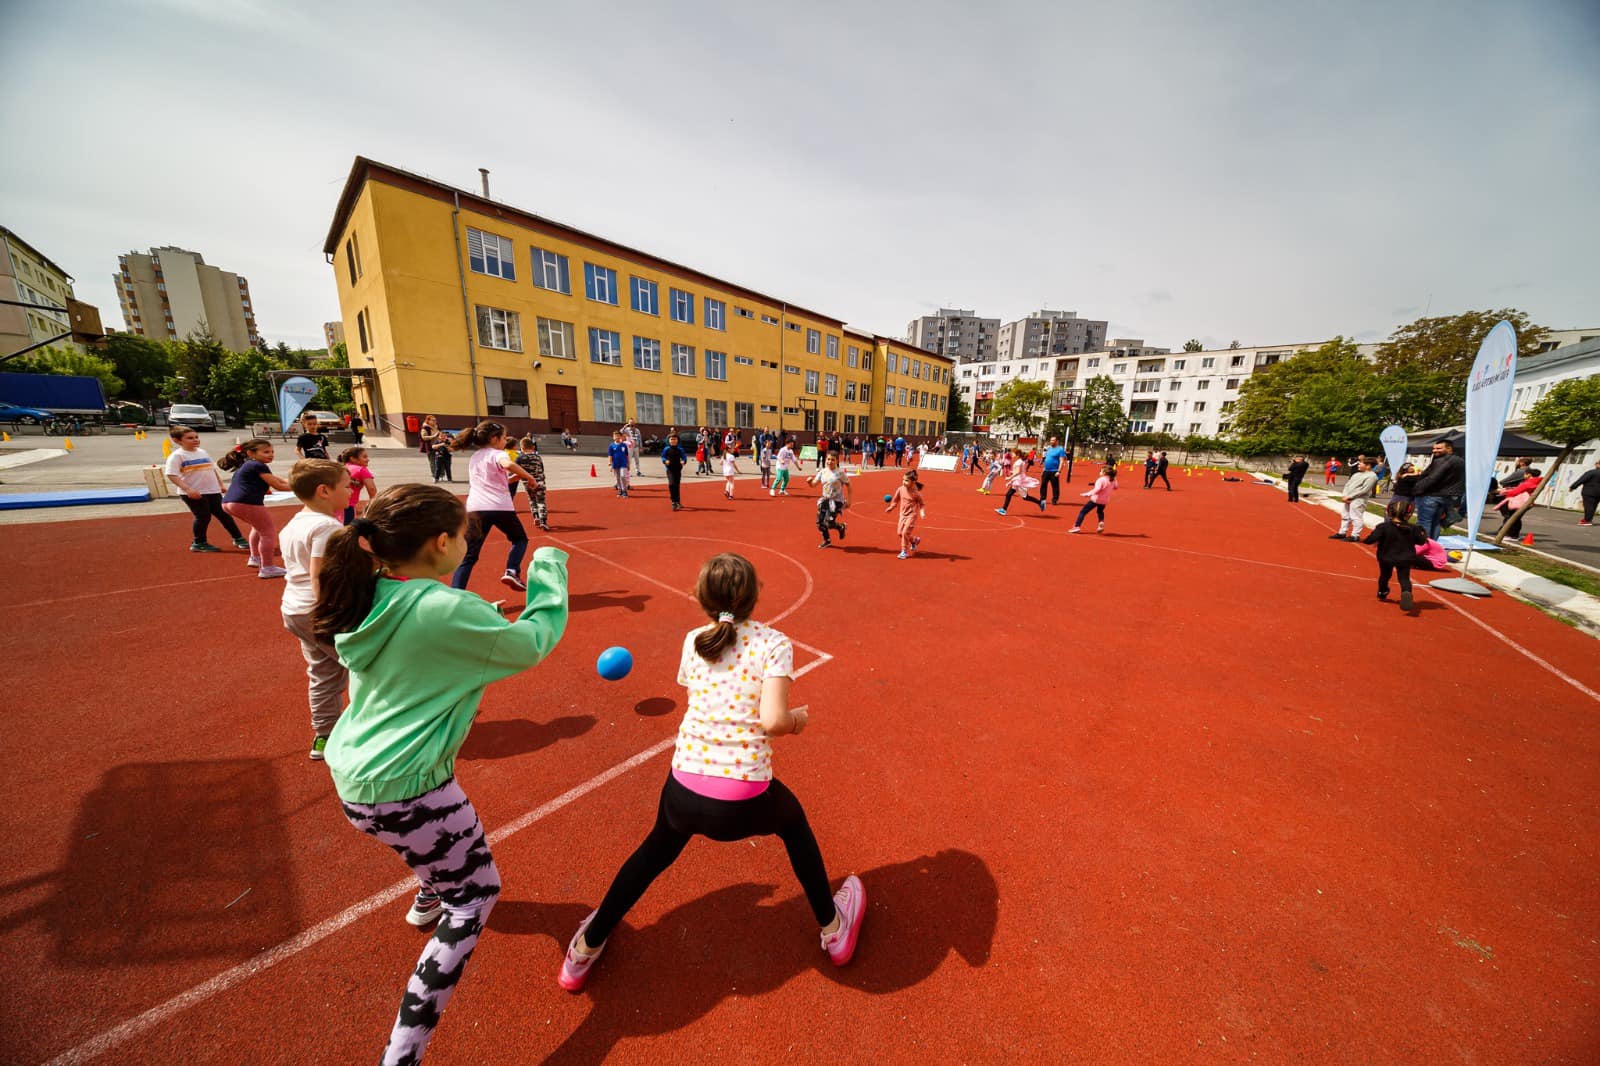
[672,768,770,801]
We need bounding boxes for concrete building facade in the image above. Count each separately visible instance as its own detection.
[1505,335,1599,511]
[323,158,953,444]
[906,308,999,363]
[994,310,1108,363]
[1,225,78,357]
[324,320,345,351]
[114,247,261,351]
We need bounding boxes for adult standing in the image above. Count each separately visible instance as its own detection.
[419,415,450,483]
[893,434,906,467]
[1570,459,1600,525]
[874,436,887,469]
[1411,439,1465,540]
[695,427,711,475]
[1285,454,1309,502]
[1039,436,1067,506]
[348,411,364,445]
[624,418,644,477]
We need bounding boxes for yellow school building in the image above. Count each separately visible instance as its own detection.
[322,158,953,445]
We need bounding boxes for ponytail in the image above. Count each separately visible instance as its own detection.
[217,438,268,472]
[692,552,760,662]
[337,446,366,464]
[451,420,504,452]
[311,484,466,643]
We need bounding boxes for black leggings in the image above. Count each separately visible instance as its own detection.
[181,493,242,543]
[587,773,835,946]
[1039,471,1061,503]
[1378,560,1413,595]
[1002,488,1041,510]
[449,510,528,588]
[816,499,846,541]
[1584,495,1598,523]
[1075,501,1106,525]
[666,468,682,505]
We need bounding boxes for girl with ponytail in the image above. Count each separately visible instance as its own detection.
[558,552,864,993]
[449,420,536,594]
[311,483,570,1064]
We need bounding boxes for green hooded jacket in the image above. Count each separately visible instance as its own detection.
[325,546,569,804]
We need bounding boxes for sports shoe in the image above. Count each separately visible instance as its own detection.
[501,570,527,592]
[897,551,908,559]
[258,565,287,579]
[246,555,262,567]
[910,536,921,552]
[821,875,865,966]
[770,489,776,496]
[1399,590,1415,611]
[994,508,1007,516]
[1327,534,1346,540]
[406,890,443,927]
[1068,527,1082,533]
[559,910,604,992]
[1096,523,1105,533]
[309,735,328,761]
[1038,499,1047,513]
[232,538,250,550]
[190,542,221,553]
[1377,591,1389,601]
[817,540,830,549]
[837,522,847,542]
[1579,520,1592,526]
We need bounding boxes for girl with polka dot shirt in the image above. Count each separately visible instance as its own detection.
[559,552,864,991]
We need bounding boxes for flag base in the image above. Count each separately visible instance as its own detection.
[1429,577,1493,598]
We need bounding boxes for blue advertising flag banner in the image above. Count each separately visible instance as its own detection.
[1462,321,1518,545]
[279,377,318,432]
[1379,424,1408,480]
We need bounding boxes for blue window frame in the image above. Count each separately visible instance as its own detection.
[584,263,618,305]
[671,343,695,376]
[530,246,570,293]
[705,349,727,381]
[704,297,725,331]
[631,276,658,316]
[670,288,694,324]
[588,327,621,365]
[633,335,661,371]
[466,227,515,280]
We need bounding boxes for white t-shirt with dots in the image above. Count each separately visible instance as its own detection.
[672,620,793,782]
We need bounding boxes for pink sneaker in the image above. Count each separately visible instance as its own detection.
[820,875,865,965]
[558,910,604,992]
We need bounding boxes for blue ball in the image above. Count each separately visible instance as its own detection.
[883,493,892,502]
[597,646,633,681]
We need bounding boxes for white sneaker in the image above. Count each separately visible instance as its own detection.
[258,565,287,579]
[246,556,262,568]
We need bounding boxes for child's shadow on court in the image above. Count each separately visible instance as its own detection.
[492,847,997,1064]
[458,715,597,760]
[569,589,651,613]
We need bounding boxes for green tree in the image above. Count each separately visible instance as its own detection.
[99,333,175,403]
[945,379,971,432]
[1228,340,1242,350]
[1494,377,1600,544]
[315,342,353,409]
[161,328,228,405]
[1183,339,1203,352]
[1076,375,1128,450]
[988,378,1051,438]
[1229,337,1383,454]
[1374,309,1545,380]
[14,345,124,397]
[207,349,279,424]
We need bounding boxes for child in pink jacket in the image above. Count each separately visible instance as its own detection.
[1069,465,1119,533]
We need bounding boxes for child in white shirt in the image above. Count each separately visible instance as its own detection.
[165,425,248,553]
[279,459,353,760]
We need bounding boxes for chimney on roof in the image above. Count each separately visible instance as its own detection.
[479,168,490,198]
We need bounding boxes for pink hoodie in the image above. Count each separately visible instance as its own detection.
[1085,475,1117,504]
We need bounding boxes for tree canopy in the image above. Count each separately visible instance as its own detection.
[1374,308,1545,379]
[988,378,1051,438]
[1183,339,1203,352]
[946,379,971,432]
[1076,375,1128,448]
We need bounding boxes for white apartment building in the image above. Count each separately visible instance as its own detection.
[115,246,261,351]
[906,308,999,363]
[1503,334,1599,511]
[995,310,1108,362]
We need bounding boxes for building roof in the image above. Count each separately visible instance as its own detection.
[324,157,868,330]
[0,225,74,281]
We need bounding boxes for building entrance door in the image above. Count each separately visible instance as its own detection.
[545,384,578,433]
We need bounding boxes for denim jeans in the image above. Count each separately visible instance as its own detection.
[1415,495,1446,539]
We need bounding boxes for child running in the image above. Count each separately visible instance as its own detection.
[514,436,550,531]
[1363,497,1427,611]
[978,449,1005,495]
[339,446,377,525]
[721,446,742,499]
[808,451,851,547]
[219,437,292,577]
[279,459,353,760]
[995,450,1046,516]
[771,438,797,496]
[314,484,569,1064]
[449,421,535,593]
[886,469,926,559]
[609,431,632,497]
[165,425,248,554]
[558,552,864,992]
[1069,464,1119,533]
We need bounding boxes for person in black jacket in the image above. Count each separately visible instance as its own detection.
[1285,454,1310,502]
[660,433,688,511]
[1364,497,1428,611]
[1571,459,1600,525]
[1410,439,1465,539]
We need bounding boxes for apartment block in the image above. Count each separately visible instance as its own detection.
[0,225,93,357]
[995,310,1108,362]
[324,320,345,351]
[906,308,999,363]
[114,247,261,352]
[323,158,954,443]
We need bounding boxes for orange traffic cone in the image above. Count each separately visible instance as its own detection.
[1521,533,1535,546]
[590,464,598,478]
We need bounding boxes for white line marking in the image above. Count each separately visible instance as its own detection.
[1422,590,1600,703]
[13,573,250,611]
[47,737,677,1066]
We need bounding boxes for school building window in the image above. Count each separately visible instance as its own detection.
[704,297,725,331]
[888,353,898,373]
[784,364,800,375]
[823,373,837,397]
[531,246,571,293]
[633,336,661,372]
[631,277,659,315]
[845,381,857,401]
[912,360,922,379]
[734,401,753,428]
[705,399,727,425]
[806,328,820,354]
[671,343,695,376]
[859,384,871,403]
[733,355,753,365]
[484,376,529,417]
[705,349,727,380]
[474,305,522,351]
[635,392,663,423]
[847,345,859,367]
[760,404,778,413]
[826,335,839,360]
[536,317,575,358]
[670,288,694,324]
[844,414,855,433]
[467,227,515,280]
[823,410,837,432]
[761,314,779,325]
[584,263,618,304]
[733,306,755,319]
[345,234,362,285]
[673,396,698,424]
[588,327,621,365]
[593,387,625,422]
[861,350,872,370]
[356,308,370,353]
[898,387,908,405]
[786,321,801,332]
[804,370,819,393]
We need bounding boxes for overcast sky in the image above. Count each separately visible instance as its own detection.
[2,0,1596,351]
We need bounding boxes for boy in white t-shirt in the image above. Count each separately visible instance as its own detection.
[164,425,249,553]
[771,440,797,496]
[279,459,353,761]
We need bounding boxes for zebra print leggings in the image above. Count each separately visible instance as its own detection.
[341,778,501,1066]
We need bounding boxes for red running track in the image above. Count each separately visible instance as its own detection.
[1,464,1597,1063]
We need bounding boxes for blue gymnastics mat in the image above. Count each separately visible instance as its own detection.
[0,488,152,510]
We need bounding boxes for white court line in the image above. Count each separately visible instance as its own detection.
[48,737,676,1066]
[13,573,250,611]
